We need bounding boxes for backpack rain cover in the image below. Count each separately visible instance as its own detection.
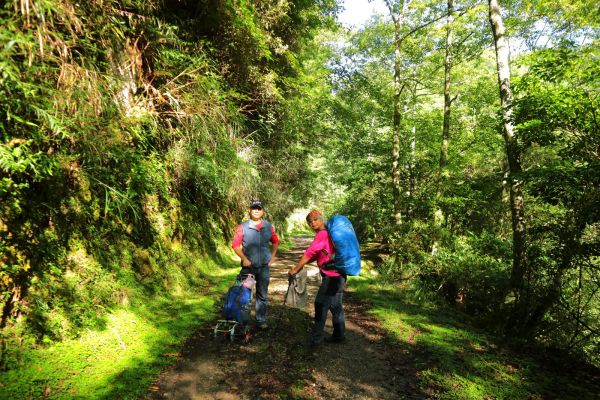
[223,285,252,323]
[326,215,361,276]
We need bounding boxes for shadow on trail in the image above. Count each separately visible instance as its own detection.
[351,282,600,400]
[138,299,428,400]
[134,235,429,400]
[93,234,599,400]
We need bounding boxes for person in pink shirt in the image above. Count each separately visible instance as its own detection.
[288,210,346,347]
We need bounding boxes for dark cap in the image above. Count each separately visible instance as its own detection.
[249,199,264,209]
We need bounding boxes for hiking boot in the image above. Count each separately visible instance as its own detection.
[324,335,346,344]
[309,340,323,348]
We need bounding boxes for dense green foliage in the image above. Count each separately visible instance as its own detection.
[511,44,600,357]
[0,0,336,370]
[311,0,599,366]
[352,276,599,400]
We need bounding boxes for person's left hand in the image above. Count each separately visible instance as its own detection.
[268,257,276,267]
[288,268,296,277]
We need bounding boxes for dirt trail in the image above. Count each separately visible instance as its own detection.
[146,236,424,399]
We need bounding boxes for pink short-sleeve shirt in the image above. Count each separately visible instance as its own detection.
[304,229,340,277]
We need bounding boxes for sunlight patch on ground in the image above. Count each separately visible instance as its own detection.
[0,280,225,399]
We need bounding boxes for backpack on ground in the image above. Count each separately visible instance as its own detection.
[223,282,252,324]
[326,215,361,276]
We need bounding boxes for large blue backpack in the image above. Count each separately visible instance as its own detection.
[326,215,361,276]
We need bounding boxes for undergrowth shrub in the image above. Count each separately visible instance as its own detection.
[0,0,251,367]
[375,220,433,282]
[424,234,511,316]
[379,227,512,326]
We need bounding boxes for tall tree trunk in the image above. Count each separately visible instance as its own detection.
[432,0,454,255]
[407,101,417,219]
[392,20,403,225]
[439,0,454,172]
[385,0,409,226]
[488,0,528,316]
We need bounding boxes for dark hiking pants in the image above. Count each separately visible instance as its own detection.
[311,274,346,345]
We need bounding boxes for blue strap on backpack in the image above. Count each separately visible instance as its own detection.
[326,215,361,276]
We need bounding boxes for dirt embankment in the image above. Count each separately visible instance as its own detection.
[145,236,425,399]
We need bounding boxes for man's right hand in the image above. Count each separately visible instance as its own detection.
[242,258,252,267]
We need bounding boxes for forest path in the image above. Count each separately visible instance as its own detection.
[145,236,425,399]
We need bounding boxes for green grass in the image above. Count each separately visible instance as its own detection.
[3,255,596,399]
[0,257,238,400]
[350,277,598,400]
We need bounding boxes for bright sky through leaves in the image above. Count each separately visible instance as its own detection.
[338,0,388,28]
